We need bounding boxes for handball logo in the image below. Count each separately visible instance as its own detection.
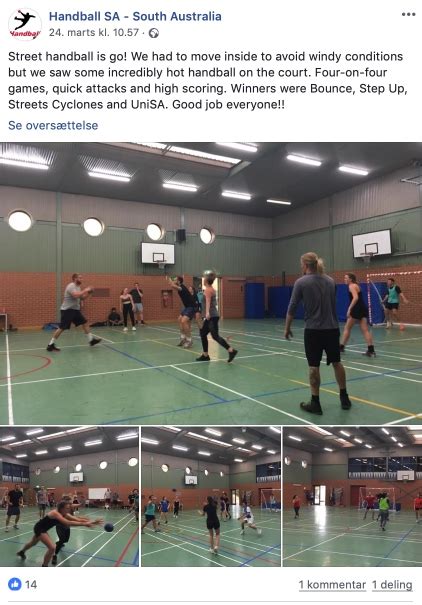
[9,8,41,39]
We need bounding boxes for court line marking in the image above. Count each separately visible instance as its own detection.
[82,516,135,568]
[143,530,225,567]
[386,413,422,426]
[115,525,139,567]
[239,542,281,567]
[5,333,14,425]
[171,365,314,425]
[284,547,422,566]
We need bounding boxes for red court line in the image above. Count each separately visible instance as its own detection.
[0,353,52,381]
[114,527,139,567]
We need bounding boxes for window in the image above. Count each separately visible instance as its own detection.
[204,469,209,476]
[8,210,33,232]
[220,471,224,477]
[185,466,192,475]
[83,217,104,237]
[99,461,108,470]
[284,456,291,465]
[128,457,138,467]
[75,464,82,472]
[199,227,215,244]
[35,468,41,476]
[301,460,308,468]
[53,466,60,474]
[161,464,169,472]
[146,223,165,241]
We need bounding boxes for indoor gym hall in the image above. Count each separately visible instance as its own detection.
[0,425,139,567]
[283,425,422,567]
[1,142,422,426]
[140,425,281,567]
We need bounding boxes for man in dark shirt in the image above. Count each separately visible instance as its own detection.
[130,282,146,325]
[5,484,23,532]
[167,276,196,348]
[107,307,121,326]
[285,252,352,415]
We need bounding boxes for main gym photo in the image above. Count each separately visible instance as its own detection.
[0,142,421,426]
[283,425,422,567]
[0,425,139,567]
[140,425,281,567]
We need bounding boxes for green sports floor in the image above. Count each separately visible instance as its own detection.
[141,507,281,567]
[283,506,422,567]
[0,507,139,567]
[1,319,421,426]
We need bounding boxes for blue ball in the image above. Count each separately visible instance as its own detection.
[104,523,114,532]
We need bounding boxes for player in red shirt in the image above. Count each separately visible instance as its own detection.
[292,495,301,518]
[363,492,376,520]
[414,493,422,522]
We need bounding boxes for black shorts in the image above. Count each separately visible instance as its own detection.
[304,328,341,367]
[350,306,368,320]
[207,519,220,531]
[38,504,46,511]
[385,302,399,310]
[7,506,20,517]
[56,525,71,543]
[59,309,87,330]
[181,307,195,320]
[145,514,155,522]
[366,504,375,510]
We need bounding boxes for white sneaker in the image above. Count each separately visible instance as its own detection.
[183,340,193,349]
[209,548,214,553]
[386,321,392,329]
[123,327,128,332]
[240,530,244,535]
[132,327,136,331]
[5,527,9,532]
[257,529,262,536]
[214,547,218,554]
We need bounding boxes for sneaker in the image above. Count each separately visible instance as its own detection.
[17,550,26,560]
[177,339,186,347]
[5,527,9,533]
[14,525,19,529]
[89,338,102,347]
[228,349,238,363]
[141,321,146,325]
[240,530,244,535]
[123,327,128,332]
[340,393,352,410]
[209,548,214,553]
[154,528,161,533]
[51,555,57,566]
[183,340,193,349]
[47,343,60,352]
[386,321,392,329]
[257,529,262,536]
[362,350,376,357]
[196,354,210,362]
[339,344,345,353]
[132,327,136,331]
[214,547,218,554]
[300,401,323,415]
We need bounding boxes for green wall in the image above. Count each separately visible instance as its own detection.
[283,461,312,484]
[311,464,348,482]
[0,222,56,272]
[142,459,229,491]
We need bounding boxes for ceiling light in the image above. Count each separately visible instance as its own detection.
[266,199,291,205]
[88,171,131,183]
[0,158,49,170]
[164,426,181,432]
[252,445,263,450]
[382,428,390,435]
[208,439,232,447]
[232,438,246,445]
[65,426,96,434]
[116,433,138,441]
[391,437,398,442]
[26,428,44,436]
[134,142,167,150]
[15,454,27,458]
[187,432,208,441]
[204,429,222,437]
[141,438,159,445]
[57,446,72,451]
[216,143,258,153]
[286,154,322,167]
[354,438,363,444]
[269,427,281,434]
[308,427,333,436]
[35,450,48,455]
[234,458,244,462]
[324,447,334,452]
[172,445,189,452]
[236,447,252,453]
[365,444,373,449]
[221,191,251,200]
[169,145,241,164]
[198,451,211,456]
[0,436,16,443]
[340,431,351,437]
[9,439,31,447]
[398,443,404,448]
[163,182,198,193]
[267,449,276,454]
[339,165,369,176]
[288,435,302,442]
[84,440,103,446]
[38,431,66,440]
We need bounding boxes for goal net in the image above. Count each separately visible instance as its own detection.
[358,487,396,512]
[260,489,281,512]
[366,270,422,327]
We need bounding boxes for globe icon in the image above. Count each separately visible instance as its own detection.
[149,28,159,38]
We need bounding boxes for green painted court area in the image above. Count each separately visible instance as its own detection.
[283,506,422,567]
[0,507,139,567]
[1,319,421,426]
[141,507,281,567]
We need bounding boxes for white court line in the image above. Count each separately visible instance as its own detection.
[81,515,135,567]
[386,413,422,426]
[91,333,115,344]
[58,512,132,567]
[5,333,14,424]
[146,530,225,566]
[171,365,314,425]
[141,539,193,558]
[294,547,422,566]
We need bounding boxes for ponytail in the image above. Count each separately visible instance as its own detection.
[345,272,357,283]
[301,252,325,274]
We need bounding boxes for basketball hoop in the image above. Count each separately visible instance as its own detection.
[154,260,167,271]
[360,252,375,266]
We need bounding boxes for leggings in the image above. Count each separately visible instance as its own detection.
[122,304,135,327]
[200,317,230,353]
[55,525,70,554]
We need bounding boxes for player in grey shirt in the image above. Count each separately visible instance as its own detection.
[285,252,351,415]
[46,273,101,352]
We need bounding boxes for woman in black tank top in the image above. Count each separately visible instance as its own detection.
[17,501,102,567]
[340,273,375,357]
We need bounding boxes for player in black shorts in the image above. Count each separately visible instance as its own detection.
[199,496,220,554]
[17,501,101,567]
[53,497,94,565]
[340,273,375,357]
[285,252,352,415]
[173,497,180,518]
[167,276,196,348]
[5,484,23,532]
[188,285,203,331]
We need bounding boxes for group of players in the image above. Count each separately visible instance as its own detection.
[363,491,422,530]
[141,493,262,555]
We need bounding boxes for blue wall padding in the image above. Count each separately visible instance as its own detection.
[268,286,291,318]
[245,283,265,319]
[336,284,350,322]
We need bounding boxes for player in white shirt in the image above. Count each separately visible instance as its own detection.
[238,504,262,535]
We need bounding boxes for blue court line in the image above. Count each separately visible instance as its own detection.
[103,343,228,403]
[239,542,281,567]
[376,524,418,567]
[5,538,134,566]
[144,530,249,562]
[132,547,139,566]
